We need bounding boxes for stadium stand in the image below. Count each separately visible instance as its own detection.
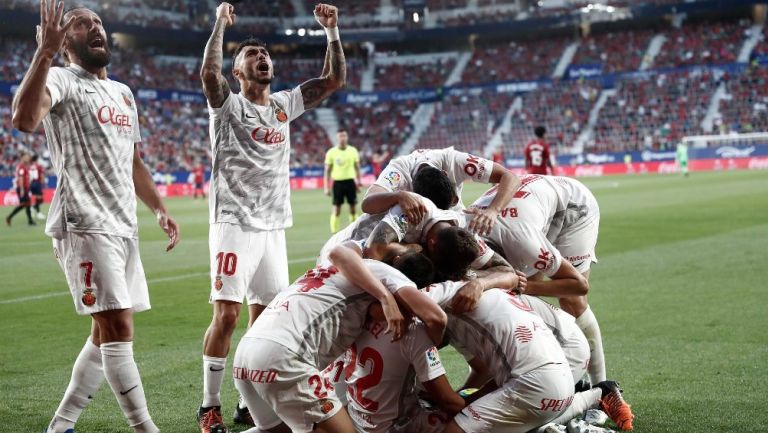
[570,29,654,73]
[418,90,518,154]
[461,37,569,84]
[591,70,719,152]
[652,20,749,68]
[504,80,601,156]
[718,66,768,134]
[374,58,457,91]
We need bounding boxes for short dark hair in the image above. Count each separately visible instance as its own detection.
[534,126,547,138]
[233,38,267,63]
[431,227,479,281]
[393,252,435,289]
[30,154,39,162]
[413,166,456,210]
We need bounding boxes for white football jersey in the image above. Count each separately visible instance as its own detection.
[208,88,304,230]
[245,260,414,367]
[472,175,596,277]
[517,295,580,345]
[346,321,445,433]
[43,65,141,238]
[423,282,567,386]
[374,147,494,211]
[316,213,386,265]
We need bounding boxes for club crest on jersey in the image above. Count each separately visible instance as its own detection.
[426,346,441,368]
[319,398,334,414]
[82,288,96,306]
[122,93,133,108]
[214,276,223,291]
[275,108,288,123]
[383,171,401,187]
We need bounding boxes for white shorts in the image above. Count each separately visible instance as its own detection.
[321,352,349,406]
[209,223,288,305]
[454,364,574,433]
[233,337,343,433]
[398,404,450,433]
[555,195,600,275]
[52,232,149,315]
[562,331,590,383]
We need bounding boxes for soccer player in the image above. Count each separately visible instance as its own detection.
[192,161,206,199]
[198,2,346,432]
[676,141,689,177]
[525,126,555,175]
[344,320,466,433]
[30,153,47,219]
[470,175,608,387]
[370,146,390,177]
[5,152,35,226]
[11,3,180,433]
[232,244,447,433]
[421,280,577,433]
[362,147,520,235]
[324,129,361,233]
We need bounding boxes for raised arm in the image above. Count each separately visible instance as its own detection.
[133,145,180,252]
[12,0,74,132]
[199,2,233,108]
[299,4,346,110]
[466,163,520,236]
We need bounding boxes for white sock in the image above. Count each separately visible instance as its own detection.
[539,388,601,430]
[48,337,105,433]
[203,355,227,407]
[575,306,607,384]
[101,342,158,433]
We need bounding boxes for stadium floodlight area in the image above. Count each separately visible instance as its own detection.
[682,132,768,149]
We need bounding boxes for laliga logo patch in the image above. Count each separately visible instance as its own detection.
[275,108,288,123]
[384,171,401,186]
[426,346,441,367]
[214,276,223,291]
[82,288,96,306]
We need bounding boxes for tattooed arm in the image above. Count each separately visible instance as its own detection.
[200,2,233,108]
[365,222,400,261]
[300,4,346,110]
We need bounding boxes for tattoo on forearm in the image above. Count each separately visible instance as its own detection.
[301,40,346,109]
[369,223,398,246]
[201,19,229,107]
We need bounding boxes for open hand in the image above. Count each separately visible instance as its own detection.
[37,0,74,57]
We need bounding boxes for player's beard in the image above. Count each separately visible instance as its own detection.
[68,36,111,69]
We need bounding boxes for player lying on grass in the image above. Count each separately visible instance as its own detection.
[362,146,520,236]
[471,175,608,387]
[232,243,446,433]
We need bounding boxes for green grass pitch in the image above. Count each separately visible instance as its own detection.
[1,170,767,432]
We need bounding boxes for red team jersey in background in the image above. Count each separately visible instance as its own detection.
[524,139,551,175]
[193,166,205,185]
[15,163,30,193]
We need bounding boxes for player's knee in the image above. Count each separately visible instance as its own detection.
[213,304,241,333]
[93,311,134,342]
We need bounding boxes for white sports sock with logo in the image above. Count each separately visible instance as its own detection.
[203,355,227,407]
[101,342,157,432]
[575,306,607,384]
[48,337,105,433]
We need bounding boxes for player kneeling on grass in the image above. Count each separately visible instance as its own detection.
[343,318,466,433]
[232,243,447,433]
